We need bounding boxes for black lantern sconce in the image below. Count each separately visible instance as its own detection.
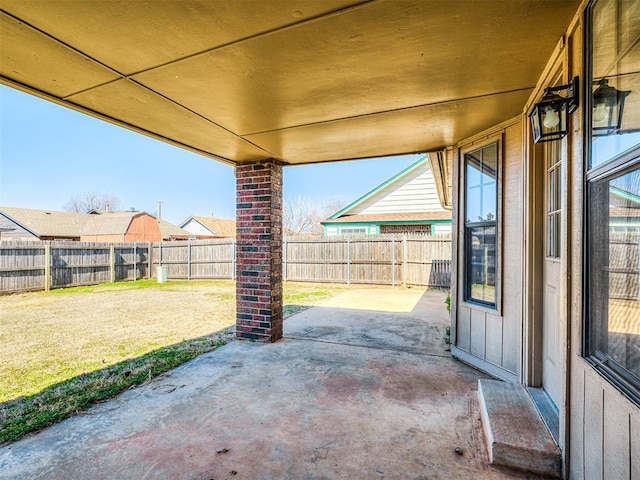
[530,77,579,143]
[592,79,631,136]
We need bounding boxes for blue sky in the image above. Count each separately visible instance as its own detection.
[0,85,422,225]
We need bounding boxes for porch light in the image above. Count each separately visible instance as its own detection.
[592,79,631,136]
[530,77,579,143]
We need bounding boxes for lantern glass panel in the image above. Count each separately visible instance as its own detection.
[530,97,569,143]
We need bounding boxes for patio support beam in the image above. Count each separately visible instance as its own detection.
[235,159,283,342]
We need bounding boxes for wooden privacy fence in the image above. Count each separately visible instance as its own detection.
[152,239,236,280]
[282,234,452,286]
[149,235,452,286]
[609,233,640,301]
[0,241,150,294]
[1,235,452,294]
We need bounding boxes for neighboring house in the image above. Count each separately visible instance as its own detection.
[81,211,162,242]
[179,215,236,238]
[89,208,191,241]
[0,206,88,241]
[157,218,192,241]
[322,155,451,236]
[609,185,640,233]
[0,206,188,242]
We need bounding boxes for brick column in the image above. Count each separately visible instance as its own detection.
[235,159,283,342]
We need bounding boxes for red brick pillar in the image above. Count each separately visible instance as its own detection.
[235,159,283,342]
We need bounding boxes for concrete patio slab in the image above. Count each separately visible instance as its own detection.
[285,288,450,355]
[0,289,543,479]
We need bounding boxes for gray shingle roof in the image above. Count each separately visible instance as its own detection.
[0,206,88,238]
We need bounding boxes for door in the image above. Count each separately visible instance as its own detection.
[541,139,564,409]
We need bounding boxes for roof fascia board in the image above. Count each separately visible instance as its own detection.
[329,155,429,219]
[610,185,640,205]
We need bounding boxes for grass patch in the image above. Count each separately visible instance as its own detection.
[0,279,358,444]
[0,334,227,445]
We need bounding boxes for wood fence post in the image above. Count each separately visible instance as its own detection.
[44,243,51,292]
[283,238,288,282]
[232,239,236,280]
[109,245,115,283]
[391,235,396,287]
[187,240,192,281]
[147,242,152,279]
[402,234,407,287]
[347,238,351,285]
[133,243,137,280]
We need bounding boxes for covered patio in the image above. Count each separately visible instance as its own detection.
[3,1,639,478]
[0,289,535,479]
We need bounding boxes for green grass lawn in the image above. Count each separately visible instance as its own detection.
[0,279,357,444]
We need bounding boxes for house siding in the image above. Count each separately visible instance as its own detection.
[452,7,640,477]
[181,218,214,236]
[565,14,640,478]
[124,215,161,242]
[351,163,446,215]
[453,119,523,382]
[0,214,37,240]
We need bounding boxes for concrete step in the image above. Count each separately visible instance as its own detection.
[478,379,562,478]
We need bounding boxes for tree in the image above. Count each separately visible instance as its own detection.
[63,191,121,213]
[283,195,348,235]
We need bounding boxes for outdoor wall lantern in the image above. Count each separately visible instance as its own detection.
[592,79,631,136]
[530,76,579,143]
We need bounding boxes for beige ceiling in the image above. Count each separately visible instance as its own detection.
[0,0,580,166]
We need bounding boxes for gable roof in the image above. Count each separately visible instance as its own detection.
[324,155,450,227]
[0,206,88,238]
[82,211,144,236]
[329,156,431,219]
[180,215,236,237]
[610,185,640,207]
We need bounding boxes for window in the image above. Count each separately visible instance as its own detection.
[339,227,367,236]
[546,140,562,258]
[464,142,499,307]
[380,224,432,235]
[585,0,640,403]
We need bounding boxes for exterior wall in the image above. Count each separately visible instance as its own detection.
[433,223,452,235]
[323,221,452,236]
[83,234,126,242]
[235,160,283,343]
[0,219,38,241]
[323,223,376,235]
[180,218,214,236]
[561,12,640,480]
[351,162,446,215]
[451,6,640,478]
[452,118,523,383]
[124,215,162,243]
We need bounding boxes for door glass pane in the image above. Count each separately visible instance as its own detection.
[546,141,562,258]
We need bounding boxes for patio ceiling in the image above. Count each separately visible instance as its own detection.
[0,0,580,166]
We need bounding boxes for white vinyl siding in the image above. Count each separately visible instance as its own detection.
[180,219,215,236]
[352,164,446,215]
